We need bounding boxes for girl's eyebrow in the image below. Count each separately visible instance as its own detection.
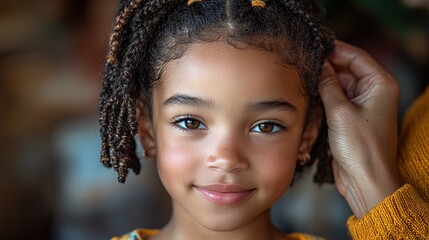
[163,94,296,113]
[248,100,297,113]
[163,94,213,108]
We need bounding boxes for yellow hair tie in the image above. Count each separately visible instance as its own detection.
[251,0,266,8]
[187,0,202,6]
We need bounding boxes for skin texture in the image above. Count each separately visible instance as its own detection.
[319,41,403,219]
[137,41,321,240]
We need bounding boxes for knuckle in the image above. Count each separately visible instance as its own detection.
[379,72,399,95]
[320,76,338,88]
[351,45,370,59]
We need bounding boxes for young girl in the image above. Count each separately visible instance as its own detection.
[99,0,428,239]
[99,0,334,239]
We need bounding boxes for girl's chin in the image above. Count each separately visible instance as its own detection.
[197,219,248,232]
[187,209,270,233]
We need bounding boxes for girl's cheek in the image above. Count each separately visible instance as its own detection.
[253,148,297,196]
[156,133,202,179]
[248,138,300,174]
[253,147,297,173]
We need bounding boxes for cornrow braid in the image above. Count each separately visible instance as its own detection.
[278,0,334,97]
[100,0,336,183]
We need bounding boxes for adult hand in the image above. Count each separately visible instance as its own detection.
[319,41,403,218]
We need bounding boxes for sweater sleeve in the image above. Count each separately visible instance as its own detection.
[347,184,429,239]
[347,87,429,239]
[397,86,429,202]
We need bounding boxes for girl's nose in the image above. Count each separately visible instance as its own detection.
[206,136,249,173]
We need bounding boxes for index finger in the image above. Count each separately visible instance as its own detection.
[330,41,386,79]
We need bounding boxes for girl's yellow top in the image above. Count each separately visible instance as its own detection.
[111,229,324,240]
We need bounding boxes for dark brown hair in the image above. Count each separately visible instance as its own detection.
[99,0,335,183]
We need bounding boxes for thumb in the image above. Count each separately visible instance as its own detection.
[319,61,349,111]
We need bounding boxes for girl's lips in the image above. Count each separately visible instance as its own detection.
[195,184,255,205]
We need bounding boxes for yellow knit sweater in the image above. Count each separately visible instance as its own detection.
[347,87,429,238]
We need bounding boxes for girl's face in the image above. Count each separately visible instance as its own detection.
[139,41,320,232]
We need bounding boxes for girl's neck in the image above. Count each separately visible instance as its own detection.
[153,205,287,240]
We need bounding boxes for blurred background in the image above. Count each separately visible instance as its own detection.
[0,0,428,239]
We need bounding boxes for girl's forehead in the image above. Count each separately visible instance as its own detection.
[163,41,301,81]
[155,41,307,110]
[178,41,291,68]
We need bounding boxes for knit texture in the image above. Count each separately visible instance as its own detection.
[347,184,429,239]
[398,87,429,202]
[347,87,429,239]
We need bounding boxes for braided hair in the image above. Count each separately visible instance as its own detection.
[99,0,335,183]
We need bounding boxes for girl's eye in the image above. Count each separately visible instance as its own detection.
[251,122,284,133]
[174,118,207,130]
